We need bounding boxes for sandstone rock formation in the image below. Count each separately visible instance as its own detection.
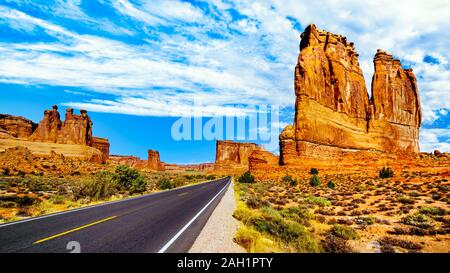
[108,155,147,169]
[30,106,94,145]
[0,114,37,139]
[280,24,422,164]
[30,106,109,162]
[148,149,165,171]
[1,106,110,163]
[92,137,110,163]
[164,163,214,171]
[215,140,261,171]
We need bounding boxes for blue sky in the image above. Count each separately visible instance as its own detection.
[0,0,449,163]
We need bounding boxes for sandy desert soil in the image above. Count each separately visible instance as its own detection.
[233,153,450,253]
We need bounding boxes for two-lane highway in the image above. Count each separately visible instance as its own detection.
[0,177,231,253]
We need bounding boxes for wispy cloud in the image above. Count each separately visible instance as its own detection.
[0,0,449,151]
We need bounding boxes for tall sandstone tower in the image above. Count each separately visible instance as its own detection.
[280,24,421,164]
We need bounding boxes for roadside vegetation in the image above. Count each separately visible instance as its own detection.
[233,166,450,253]
[0,166,217,223]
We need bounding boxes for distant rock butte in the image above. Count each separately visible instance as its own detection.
[147,149,165,171]
[215,140,262,171]
[1,105,110,163]
[0,114,37,139]
[280,24,421,164]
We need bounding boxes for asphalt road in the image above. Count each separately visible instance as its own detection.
[0,177,231,253]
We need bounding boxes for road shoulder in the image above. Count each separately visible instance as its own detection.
[188,179,245,253]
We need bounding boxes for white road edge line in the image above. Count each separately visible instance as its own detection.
[157,179,230,253]
[0,177,228,228]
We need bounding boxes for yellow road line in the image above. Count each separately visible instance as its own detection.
[33,216,117,244]
[177,192,189,197]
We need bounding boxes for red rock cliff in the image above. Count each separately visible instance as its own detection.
[148,149,165,171]
[0,114,37,139]
[280,24,421,164]
[215,140,261,170]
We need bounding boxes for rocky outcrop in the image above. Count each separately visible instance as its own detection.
[280,24,422,164]
[27,106,110,163]
[0,114,37,139]
[31,106,94,145]
[164,163,214,171]
[108,155,147,169]
[215,140,261,170]
[29,105,62,143]
[148,149,165,171]
[92,137,110,163]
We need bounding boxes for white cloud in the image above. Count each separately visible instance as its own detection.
[0,0,448,128]
[420,128,450,152]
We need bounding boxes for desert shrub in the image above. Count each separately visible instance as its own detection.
[327,180,336,189]
[158,178,173,190]
[379,167,394,178]
[49,195,65,205]
[309,168,319,175]
[27,180,51,192]
[331,225,360,240]
[114,165,140,189]
[379,236,423,252]
[129,175,147,194]
[246,196,267,209]
[0,195,40,207]
[304,196,331,206]
[309,175,320,187]
[322,234,355,253]
[234,226,262,252]
[206,175,216,180]
[396,195,415,204]
[420,206,446,216]
[281,175,297,186]
[402,213,433,228]
[0,200,16,208]
[359,216,377,225]
[81,171,118,200]
[114,165,147,193]
[2,167,10,176]
[238,171,255,184]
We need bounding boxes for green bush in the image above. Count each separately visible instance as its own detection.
[402,213,433,228]
[419,206,446,216]
[309,168,319,175]
[327,180,336,189]
[113,165,147,193]
[159,178,173,190]
[309,174,320,187]
[238,171,255,184]
[2,167,10,176]
[81,171,118,200]
[331,225,360,240]
[379,167,394,178]
[129,175,147,194]
[281,175,297,186]
[0,195,40,207]
[304,196,331,206]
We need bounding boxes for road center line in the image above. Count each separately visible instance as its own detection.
[157,180,230,253]
[33,216,117,245]
[177,192,189,197]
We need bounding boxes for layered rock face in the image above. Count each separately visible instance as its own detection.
[30,106,94,145]
[24,105,110,163]
[0,114,37,139]
[148,149,165,171]
[215,140,261,170]
[92,137,110,163]
[280,24,421,164]
[109,155,147,169]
